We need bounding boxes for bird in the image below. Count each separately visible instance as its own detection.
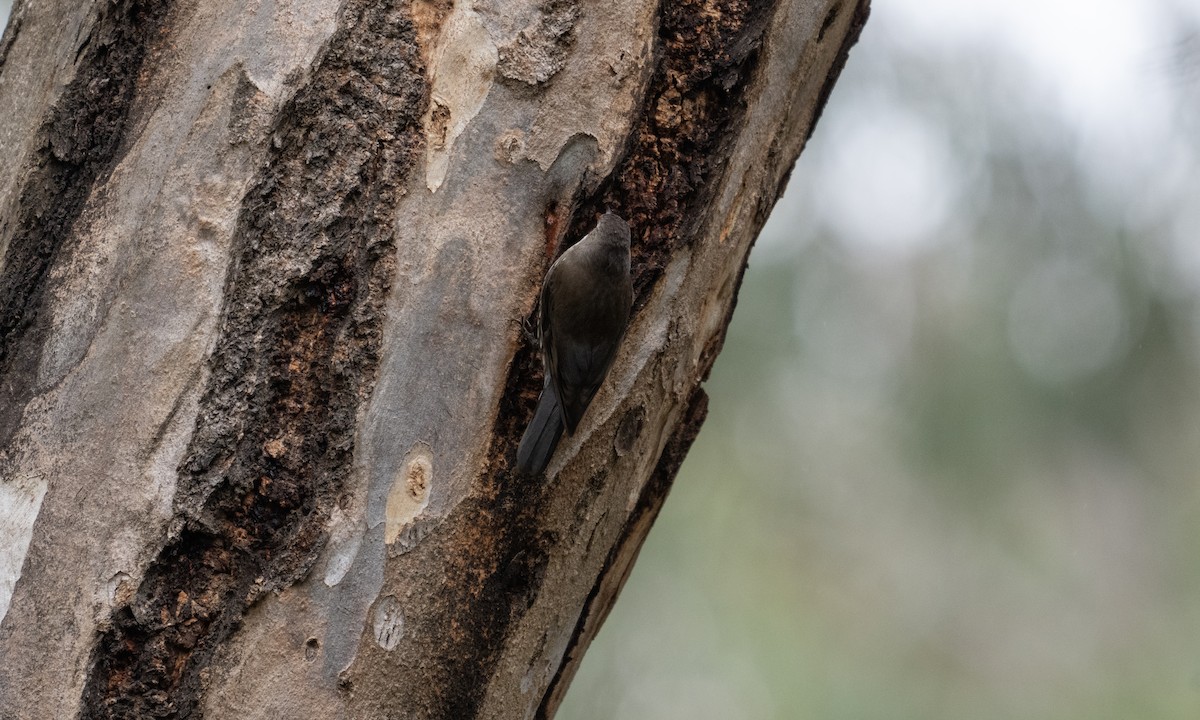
[516,212,633,476]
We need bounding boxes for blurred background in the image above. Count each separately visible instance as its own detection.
[3,0,1198,717]
[560,1,1200,719]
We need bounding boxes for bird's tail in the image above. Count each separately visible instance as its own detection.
[516,382,565,476]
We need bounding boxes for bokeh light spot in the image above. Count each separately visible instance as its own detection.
[817,107,961,258]
[1007,259,1127,385]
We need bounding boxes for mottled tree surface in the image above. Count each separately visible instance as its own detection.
[0,0,865,716]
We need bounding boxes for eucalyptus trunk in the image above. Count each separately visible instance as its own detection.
[0,0,867,716]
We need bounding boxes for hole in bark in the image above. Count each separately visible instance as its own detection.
[615,407,644,456]
[819,2,842,41]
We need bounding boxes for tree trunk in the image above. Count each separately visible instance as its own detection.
[0,0,866,715]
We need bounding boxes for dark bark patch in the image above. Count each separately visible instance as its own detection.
[572,0,777,305]
[0,0,172,447]
[614,405,644,455]
[78,1,429,717]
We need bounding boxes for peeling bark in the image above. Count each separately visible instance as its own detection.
[0,0,868,716]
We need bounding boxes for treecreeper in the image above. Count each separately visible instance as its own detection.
[516,212,634,475]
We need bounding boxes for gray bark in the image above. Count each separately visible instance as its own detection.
[0,0,867,716]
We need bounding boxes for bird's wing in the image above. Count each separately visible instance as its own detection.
[553,336,620,434]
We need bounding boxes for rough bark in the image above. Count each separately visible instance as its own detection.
[0,0,867,716]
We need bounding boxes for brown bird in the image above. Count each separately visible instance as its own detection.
[516,212,633,475]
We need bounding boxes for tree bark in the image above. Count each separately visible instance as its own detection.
[0,0,867,716]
